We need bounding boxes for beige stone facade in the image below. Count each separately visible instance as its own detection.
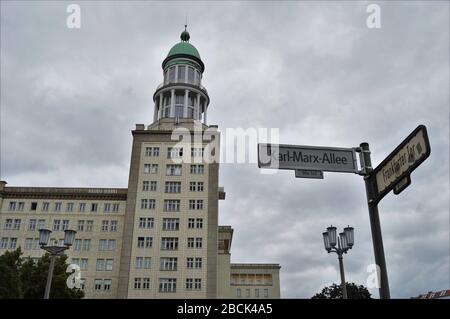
[0,29,281,299]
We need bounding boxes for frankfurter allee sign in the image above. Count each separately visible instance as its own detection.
[372,125,430,203]
[258,144,359,173]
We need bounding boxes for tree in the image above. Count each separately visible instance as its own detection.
[0,248,84,299]
[312,283,372,299]
[0,248,23,298]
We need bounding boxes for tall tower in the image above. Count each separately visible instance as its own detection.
[117,28,220,298]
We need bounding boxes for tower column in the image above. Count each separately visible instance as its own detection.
[153,99,158,122]
[170,89,175,117]
[183,89,189,118]
[158,93,163,119]
[196,93,201,120]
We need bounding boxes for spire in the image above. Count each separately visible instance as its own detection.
[180,24,190,42]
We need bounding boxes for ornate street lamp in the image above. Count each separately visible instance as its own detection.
[322,225,355,299]
[38,228,77,299]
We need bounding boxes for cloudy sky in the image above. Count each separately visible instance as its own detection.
[1,1,448,298]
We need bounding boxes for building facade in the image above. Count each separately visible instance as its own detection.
[0,28,280,299]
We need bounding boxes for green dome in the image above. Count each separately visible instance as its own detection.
[167,42,201,60]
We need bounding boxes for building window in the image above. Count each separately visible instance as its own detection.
[142,181,149,191]
[136,257,151,269]
[165,181,181,193]
[237,288,241,298]
[164,200,180,212]
[3,219,12,230]
[187,257,202,269]
[166,164,182,176]
[103,279,112,291]
[17,202,25,211]
[12,219,20,230]
[25,238,33,250]
[77,220,85,232]
[54,202,62,212]
[187,237,202,249]
[28,219,37,231]
[112,203,120,212]
[101,220,109,232]
[255,289,260,298]
[188,67,195,84]
[80,258,88,271]
[53,220,61,231]
[160,257,177,271]
[137,237,153,248]
[186,278,193,290]
[79,203,86,212]
[104,203,111,212]
[94,279,103,291]
[82,239,91,251]
[42,202,49,212]
[134,278,142,289]
[8,202,16,211]
[37,219,45,230]
[189,181,204,192]
[159,278,176,293]
[142,278,150,290]
[74,239,82,251]
[177,66,185,82]
[168,67,176,83]
[91,203,98,212]
[190,164,204,174]
[189,200,203,210]
[0,238,8,249]
[191,147,204,158]
[62,220,69,231]
[162,218,179,231]
[145,147,160,157]
[161,237,178,250]
[31,202,38,211]
[9,238,17,249]
[86,220,94,232]
[67,203,74,212]
[138,217,154,229]
[110,220,118,232]
[141,199,156,210]
[144,163,158,174]
[264,289,269,298]
[246,289,251,298]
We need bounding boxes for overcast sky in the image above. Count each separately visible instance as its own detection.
[1,1,449,298]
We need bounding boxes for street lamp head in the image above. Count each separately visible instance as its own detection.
[38,229,51,247]
[339,232,348,251]
[327,226,337,247]
[322,232,331,252]
[63,229,77,247]
[344,226,354,248]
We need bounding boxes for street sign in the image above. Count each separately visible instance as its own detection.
[258,143,359,173]
[295,169,324,179]
[371,125,430,203]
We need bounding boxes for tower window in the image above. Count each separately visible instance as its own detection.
[168,67,176,83]
[188,67,195,84]
[177,66,185,82]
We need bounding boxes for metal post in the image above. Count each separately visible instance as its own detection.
[360,142,391,299]
[338,254,348,299]
[44,255,56,299]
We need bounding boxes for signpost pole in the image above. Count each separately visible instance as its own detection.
[360,142,391,299]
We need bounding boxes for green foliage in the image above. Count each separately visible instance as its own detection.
[0,248,84,299]
[312,282,372,299]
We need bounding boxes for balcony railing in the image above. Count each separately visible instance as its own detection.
[155,82,208,95]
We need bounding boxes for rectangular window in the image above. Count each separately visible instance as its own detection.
[195,258,202,269]
[190,164,204,174]
[61,220,69,231]
[168,67,175,83]
[160,257,177,271]
[11,219,20,230]
[164,200,180,212]
[9,238,17,249]
[103,279,112,291]
[186,258,194,269]
[138,217,154,229]
[165,181,181,193]
[140,199,156,210]
[144,164,158,174]
[110,220,118,232]
[162,218,179,231]
[166,164,182,176]
[142,181,149,191]
[74,239,82,251]
[142,278,150,290]
[264,289,269,298]
[167,147,183,159]
[159,278,176,293]
[188,67,195,84]
[177,66,185,82]
[196,218,203,229]
[101,220,109,232]
[150,181,157,191]
[189,200,204,210]
[134,278,142,289]
[161,237,178,250]
[9,202,16,211]
[4,219,12,230]
[91,203,98,212]
[144,147,159,157]
[94,279,103,291]
[255,289,260,298]
[194,278,202,290]
[80,259,88,271]
[136,257,151,270]
[188,218,195,229]
[0,238,8,249]
[86,220,94,232]
[77,220,85,232]
[28,219,37,231]
[31,202,37,211]
[246,289,251,298]
[53,220,61,231]
[25,238,33,250]
[104,203,111,212]
[137,237,153,248]
[191,147,204,158]
[108,240,116,251]
[42,202,49,212]
[55,202,62,212]
[17,202,25,211]
[67,203,74,212]
[79,203,86,212]
[99,240,107,251]
[186,278,193,290]
[82,239,91,251]
[112,203,120,212]
[37,219,45,230]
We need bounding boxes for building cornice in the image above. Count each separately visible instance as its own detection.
[0,186,128,200]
